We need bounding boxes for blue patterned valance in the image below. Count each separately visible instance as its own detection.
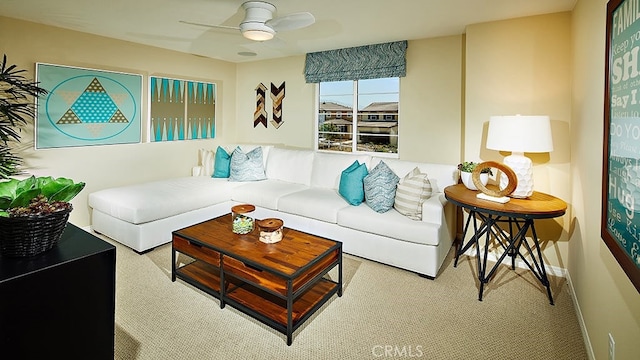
[304,40,407,83]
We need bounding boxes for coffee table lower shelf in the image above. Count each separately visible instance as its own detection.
[174,260,340,345]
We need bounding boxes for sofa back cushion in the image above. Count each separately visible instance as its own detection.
[311,152,371,189]
[370,157,457,193]
[265,147,314,186]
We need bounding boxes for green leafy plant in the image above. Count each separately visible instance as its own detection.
[457,161,493,175]
[0,54,48,179]
[0,176,85,217]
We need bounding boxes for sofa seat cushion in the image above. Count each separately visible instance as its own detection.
[230,180,308,210]
[277,188,350,224]
[337,204,441,246]
[88,177,237,224]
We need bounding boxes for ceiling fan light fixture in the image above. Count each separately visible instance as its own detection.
[243,29,274,41]
[240,22,275,41]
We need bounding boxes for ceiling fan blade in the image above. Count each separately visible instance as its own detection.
[266,12,315,32]
[179,20,239,31]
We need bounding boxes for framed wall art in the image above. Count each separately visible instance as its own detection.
[602,0,640,292]
[35,63,142,148]
[149,76,216,142]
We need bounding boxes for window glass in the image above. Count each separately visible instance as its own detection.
[317,78,398,154]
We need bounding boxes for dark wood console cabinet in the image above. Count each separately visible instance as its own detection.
[0,223,116,359]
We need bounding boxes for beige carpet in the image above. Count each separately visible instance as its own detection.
[103,235,588,360]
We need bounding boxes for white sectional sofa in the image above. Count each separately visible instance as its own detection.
[89,145,458,278]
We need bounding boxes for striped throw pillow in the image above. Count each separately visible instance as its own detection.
[394,167,432,220]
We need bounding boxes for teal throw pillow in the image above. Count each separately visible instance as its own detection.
[212,146,231,178]
[229,147,267,182]
[364,161,400,213]
[338,160,369,205]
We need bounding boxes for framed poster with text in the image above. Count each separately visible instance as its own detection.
[602,0,640,292]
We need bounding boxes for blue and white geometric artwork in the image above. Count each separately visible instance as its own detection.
[35,63,142,148]
[149,76,216,142]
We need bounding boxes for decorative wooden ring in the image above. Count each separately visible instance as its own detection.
[471,161,518,197]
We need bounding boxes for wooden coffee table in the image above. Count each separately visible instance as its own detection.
[171,214,343,345]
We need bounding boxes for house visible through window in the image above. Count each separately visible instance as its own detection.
[317,77,399,154]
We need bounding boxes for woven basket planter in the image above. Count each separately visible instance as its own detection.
[0,207,72,258]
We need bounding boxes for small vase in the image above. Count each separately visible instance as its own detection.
[461,171,488,191]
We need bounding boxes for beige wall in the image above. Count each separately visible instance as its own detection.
[464,13,573,271]
[5,7,640,358]
[400,36,463,164]
[235,56,316,148]
[234,36,463,164]
[572,1,640,360]
[0,16,238,227]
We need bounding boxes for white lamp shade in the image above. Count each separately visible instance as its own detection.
[486,114,553,198]
[486,115,553,153]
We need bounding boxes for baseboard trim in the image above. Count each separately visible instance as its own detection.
[565,271,596,360]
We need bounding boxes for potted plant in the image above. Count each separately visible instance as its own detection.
[458,161,493,191]
[0,54,48,178]
[0,176,85,257]
[0,55,84,257]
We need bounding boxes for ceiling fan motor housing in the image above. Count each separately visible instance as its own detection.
[240,1,276,31]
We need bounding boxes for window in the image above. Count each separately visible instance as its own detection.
[317,77,399,154]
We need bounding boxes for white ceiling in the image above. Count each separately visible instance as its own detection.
[0,0,577,63]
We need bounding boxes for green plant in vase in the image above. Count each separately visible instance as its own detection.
[0,176,85,218]
[457,161,493,174]
[457,161,493,190]
[0,176,85,257]
[0,55,86,257]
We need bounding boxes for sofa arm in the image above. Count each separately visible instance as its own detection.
[421,194,447,225]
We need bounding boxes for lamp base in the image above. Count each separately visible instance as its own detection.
[502,152,533,198]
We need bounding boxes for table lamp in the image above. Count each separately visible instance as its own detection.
[486,115,553,198]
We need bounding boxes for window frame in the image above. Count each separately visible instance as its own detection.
[315,78,399,157]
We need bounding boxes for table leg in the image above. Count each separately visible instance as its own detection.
[526,222,554,305]
[338,248,343,297]
[286,280,293,346]
[477,214,497,301]
[171,244,176,282]
[482,219,554,305]
[455,210,491,268]
[219,254,226,309]
[454,211,473,267]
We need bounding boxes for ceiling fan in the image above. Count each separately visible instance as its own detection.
[180,1,315,42]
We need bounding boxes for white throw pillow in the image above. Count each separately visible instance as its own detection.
[394,167,432,220]
[197,148,215,177]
